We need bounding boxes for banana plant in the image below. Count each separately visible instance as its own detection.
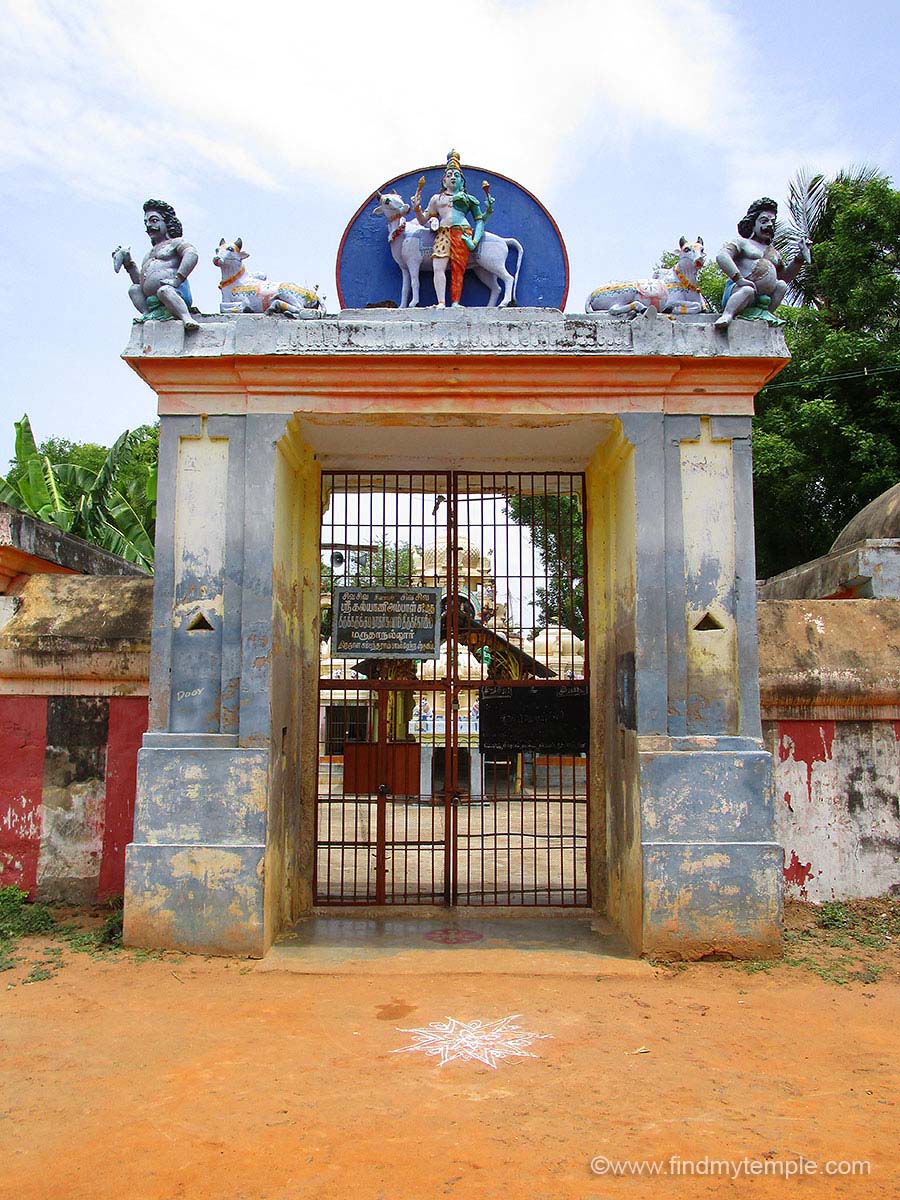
[0,416,76,530]
[0,415,155,571]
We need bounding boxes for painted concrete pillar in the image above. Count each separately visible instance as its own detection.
[623,413,780,958]
[124,413,320,956]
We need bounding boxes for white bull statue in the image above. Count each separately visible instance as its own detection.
[373,192,523,308]
[213,239,324,317]
[586,237,708,317]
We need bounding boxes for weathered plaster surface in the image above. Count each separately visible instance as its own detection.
[124,844,265,956]
[642,841,782,959]
[759,599,900,902]
[126,411,293,956]
[758,600,900,717]
[587,424,643,946]
[124,312,788,478]
[170,430,228,733]
[0,575,151,696]
[133,748,267,844]
[0,691,147,902]
[766,719,900,902]
[124,308,789,364]
[759,539,900,600]
[0,501,147,594]
[680,420,738,733]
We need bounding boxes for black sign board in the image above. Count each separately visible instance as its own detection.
[479,684,589,755]
[331,586,441,659]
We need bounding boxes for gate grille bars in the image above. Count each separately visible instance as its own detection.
[315,472,589,907]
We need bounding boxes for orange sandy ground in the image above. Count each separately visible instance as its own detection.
[2,902,899,1200]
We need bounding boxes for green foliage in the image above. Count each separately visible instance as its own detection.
[505,492,584,638]
[776,166,900,326]
[753,168,900,577]
[321,541,418,641]
[23,964,55,984]
[1,416,158,571]
[0,886,56,941]
[98,903,124,946]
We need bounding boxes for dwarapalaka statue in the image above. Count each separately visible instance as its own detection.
[714,197,811,328]
[112,200,200,331]
[412,149,495,307]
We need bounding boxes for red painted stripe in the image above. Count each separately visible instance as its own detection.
[0,696,48,897]
[98,697,148,901]
[777,719,835,796]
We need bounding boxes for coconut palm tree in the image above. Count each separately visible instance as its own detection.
[776,164,881,307]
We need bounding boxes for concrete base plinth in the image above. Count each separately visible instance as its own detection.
[124,842,266,957]
[638,744,783,959]
[123,740,271,957]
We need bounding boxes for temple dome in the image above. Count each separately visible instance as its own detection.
[418,645,483,682]
[830,481,900,552]
[415,535,490,582]
[528,626,585,677]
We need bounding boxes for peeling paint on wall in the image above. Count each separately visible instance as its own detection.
[768,719,900,901]
[783,849,814,897]
[778,719,835,797]
[0,697,47,895]
[99,697,147,901]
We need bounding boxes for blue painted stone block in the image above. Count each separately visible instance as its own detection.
[124,843,266,957]
[133,748,268,845]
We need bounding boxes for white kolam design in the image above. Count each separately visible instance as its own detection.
[393,1015,551,1069]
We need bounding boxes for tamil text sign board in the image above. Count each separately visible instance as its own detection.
[331,587,442,659]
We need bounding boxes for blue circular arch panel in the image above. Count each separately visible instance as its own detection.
[336,164,569,310]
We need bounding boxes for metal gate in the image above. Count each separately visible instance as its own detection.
[315,472,589,906]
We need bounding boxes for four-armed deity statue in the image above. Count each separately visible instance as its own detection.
[409,149,495,308]
[113,200,200,331]
[369,149,526,308]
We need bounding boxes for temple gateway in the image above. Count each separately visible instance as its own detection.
[120,160,790,958]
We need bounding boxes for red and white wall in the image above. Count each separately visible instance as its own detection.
[0,695,147,901]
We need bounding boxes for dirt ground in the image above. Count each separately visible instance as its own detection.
[2,900,898,1200]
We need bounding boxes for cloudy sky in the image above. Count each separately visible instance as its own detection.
[1,0,898,464]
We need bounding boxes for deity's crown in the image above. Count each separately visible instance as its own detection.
[446,148,462,172]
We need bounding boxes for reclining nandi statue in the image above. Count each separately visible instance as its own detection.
[586,237,708,317]
[373,192,523,308]
[213,239,324,317]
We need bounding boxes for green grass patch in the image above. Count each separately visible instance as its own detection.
[738,959,776,974]
[848,963,885,984]
[783,953,851,985]
[0,947,19,973]
[130,947,163,962]
[23,964,55,984]
[817,901,855,930]
[851,932,887,950]
[0,886,56,940]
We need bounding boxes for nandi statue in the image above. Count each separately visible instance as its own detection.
[213,239,324,317]
[373,192,523,308]
[586,237,708,317]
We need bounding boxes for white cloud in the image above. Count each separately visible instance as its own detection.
[0,0,759,202]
